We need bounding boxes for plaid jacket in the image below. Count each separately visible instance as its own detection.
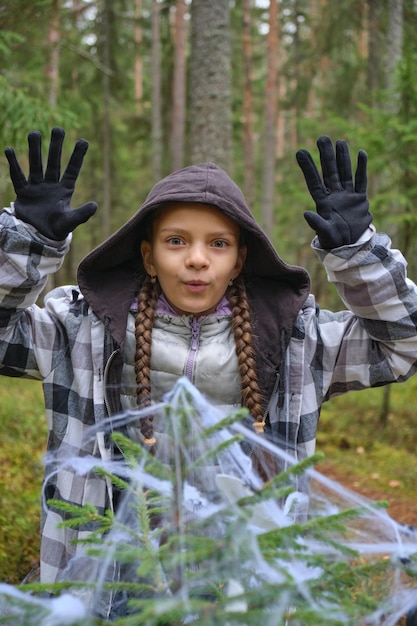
[1,205,417,587]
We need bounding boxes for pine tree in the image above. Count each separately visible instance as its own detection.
[1,378,416,625]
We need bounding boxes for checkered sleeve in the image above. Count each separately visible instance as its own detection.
[311,229,417,399]
[0,206,71,378]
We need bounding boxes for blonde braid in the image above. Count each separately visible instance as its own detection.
[134,275,160,445]
[228,278,279,481]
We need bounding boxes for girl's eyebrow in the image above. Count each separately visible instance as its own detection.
[159,227,188,234]
[159,227,238,238]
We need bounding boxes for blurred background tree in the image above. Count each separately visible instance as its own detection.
[2,0,417,291]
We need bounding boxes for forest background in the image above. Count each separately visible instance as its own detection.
[1,0,417,592]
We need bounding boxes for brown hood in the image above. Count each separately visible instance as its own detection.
[77,162,310,366]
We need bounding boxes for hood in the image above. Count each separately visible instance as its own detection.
[77,162,310,353]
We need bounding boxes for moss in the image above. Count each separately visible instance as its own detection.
[0,377,46,583]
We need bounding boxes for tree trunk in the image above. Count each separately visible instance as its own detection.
[101,0,112,239]
[261,0,279,233]
[366,0,379,102]
[379,0,403,427]
[45,0,60,108]
[358,0,369,63]
[152,0,163,182]
[134,0,143,112]
[43,0,61,292]
[304,0,319,129]
[170,0,187,171]
[189,0,232,170]
[276,43,287,160]
[386,0,403,109]
[242,0,254,209]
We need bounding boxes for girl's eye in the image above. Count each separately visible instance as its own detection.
[167,237,184,246]
[212,240,228,248]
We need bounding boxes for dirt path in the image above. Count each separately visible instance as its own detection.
[319,459,417,527]
[318,460,417,625]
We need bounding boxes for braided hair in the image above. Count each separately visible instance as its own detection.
[134,275,160,447]
[227,277,263,423]
[227,278,279,481]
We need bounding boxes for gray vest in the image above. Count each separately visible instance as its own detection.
[120,311,242,489]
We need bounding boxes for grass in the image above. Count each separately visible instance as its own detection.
[1,374,417,588]
[0,376,46,583]
[316,376,417,505]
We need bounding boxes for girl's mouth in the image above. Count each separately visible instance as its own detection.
[185,281,208,292]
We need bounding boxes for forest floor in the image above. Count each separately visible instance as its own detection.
[1,377,417,624]
[317,459,416,626]
[319,458,417,527]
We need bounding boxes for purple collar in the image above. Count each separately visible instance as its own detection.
[156,293,231,318]
[130,292,231,318]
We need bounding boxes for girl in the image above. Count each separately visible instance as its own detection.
[1,127,417,595]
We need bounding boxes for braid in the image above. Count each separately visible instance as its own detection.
[228,278,279,481]
[134,275,160,445]
[228,278,263,423]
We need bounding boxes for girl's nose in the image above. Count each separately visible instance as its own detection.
[185,244,209,268]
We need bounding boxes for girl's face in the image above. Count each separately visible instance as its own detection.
[141,203,247,317]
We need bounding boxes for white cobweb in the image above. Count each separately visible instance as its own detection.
[1,377,416,625]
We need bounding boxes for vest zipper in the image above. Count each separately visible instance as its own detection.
[184,316,200,380]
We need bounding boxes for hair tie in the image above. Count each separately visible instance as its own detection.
[253,420,265,434]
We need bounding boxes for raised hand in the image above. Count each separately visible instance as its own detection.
[296,136,372,249]
[4,127,97,240]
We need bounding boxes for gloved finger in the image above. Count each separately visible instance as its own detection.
[354,149,368,194]
[27,131,43,185]
[304,211,330,232]
[61,139,89,190]
[317,136,342,192]
[64,202,98,231]
[304,211,336,248]
[45,127,65,183]
[335,140,354,191]
[296,149,328,202]
[4,147,27,194]
[50,201,97,240]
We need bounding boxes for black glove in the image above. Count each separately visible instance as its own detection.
[4,126,97,240]
[296,136,373,249]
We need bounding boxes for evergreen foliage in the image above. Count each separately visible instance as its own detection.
[1,379,415,625]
